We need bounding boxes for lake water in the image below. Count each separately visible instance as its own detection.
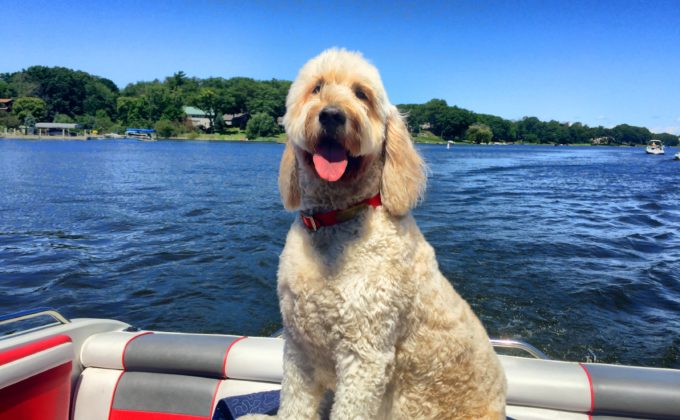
[1,139,678,368]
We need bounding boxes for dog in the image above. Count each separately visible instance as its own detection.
[248,48,506,419]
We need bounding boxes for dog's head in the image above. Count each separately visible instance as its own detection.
[280,48,425,216]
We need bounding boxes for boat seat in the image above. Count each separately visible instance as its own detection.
[502,356,680,419]
[72,331,680,420]
[72,331,282,420]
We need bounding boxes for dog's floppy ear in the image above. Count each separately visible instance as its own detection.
[279,140,301,210]
[381,107,426,216]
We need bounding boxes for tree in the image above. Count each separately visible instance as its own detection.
[167,71,187,90]
[517,117,542,143]
[93,109,116,132]
[117,96,150,127]
[9,72,38,97]
[155,119,180,138]
[23,113,36,134]
[611,124,651,145]
[466,124,493,144]
[83,78,118,117]
[213,113,227,134]
[194,88,221,132]
[0,79,13,98]
[568,122,590,144]
[476,114,517,142]
[0,110,20,128]
[53,113,74,123]
[438,107,475,140]
[13,97,47,121]
[245,112,278,139]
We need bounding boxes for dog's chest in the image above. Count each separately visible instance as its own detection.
[278,224,406,355]
[282,256,370,350]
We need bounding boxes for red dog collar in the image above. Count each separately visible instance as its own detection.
[300,193,382,231]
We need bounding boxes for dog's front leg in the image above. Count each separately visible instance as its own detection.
[275,339,325,420]
[329,342,396,420]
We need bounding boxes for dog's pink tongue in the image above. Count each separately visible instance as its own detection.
[313,143,348,182]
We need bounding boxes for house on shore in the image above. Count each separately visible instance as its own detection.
[35,122,81,136]
[183,106,210,130]
[591,136,613,145]
[0,99,12,113]
[224,112,249,130]
[184,106,251,131]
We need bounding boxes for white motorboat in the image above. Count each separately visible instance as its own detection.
[674,151,680,160]
[645,139,665,155]
[1,308,679,420]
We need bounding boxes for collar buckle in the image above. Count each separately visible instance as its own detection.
[301,214,318,231]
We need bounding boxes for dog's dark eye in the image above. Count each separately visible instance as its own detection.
[355,89,368,100]
[312,84,321,94]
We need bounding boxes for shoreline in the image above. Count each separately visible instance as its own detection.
[0,134,285,143]
[0,134,654,147]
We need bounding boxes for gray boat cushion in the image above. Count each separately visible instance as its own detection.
[583,362,680,419]
[112,371,218,417]
[123,333,243,378]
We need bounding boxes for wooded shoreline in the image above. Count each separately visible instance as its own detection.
[2,66,678,146]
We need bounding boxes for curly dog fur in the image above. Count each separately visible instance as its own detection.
[244,48,506,419]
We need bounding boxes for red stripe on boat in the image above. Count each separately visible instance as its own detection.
[121,331,154,369]
[109,408,209,420]
[222,336,247,378]
[579,362,595,417]
[108,370,126,420]
[208,381,222,420]
[0,334,71,366]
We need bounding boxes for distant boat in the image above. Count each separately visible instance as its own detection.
[645,139,665,155]
[125,128,157,141]
[674,151,680,160]
[447,140,454,149]
[645,140,664,155]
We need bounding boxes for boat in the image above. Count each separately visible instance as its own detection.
[675,151,680,160]
[645,139,665,155]
[124,128,157,141]
[447,140,454,149]
[2,308,679,420]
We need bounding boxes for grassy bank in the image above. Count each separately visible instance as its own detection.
[168,131,286,143]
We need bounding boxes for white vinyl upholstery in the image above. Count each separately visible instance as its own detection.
[81,332,677,420]
[225,336,284,382]
[80,331,149,370]
[74,332,285,420]
[506,405,589,420]
[71,368,122,420]
[214,379,281,400]
[499,356,592,413]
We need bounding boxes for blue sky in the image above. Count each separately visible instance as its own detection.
[2,0,679,134]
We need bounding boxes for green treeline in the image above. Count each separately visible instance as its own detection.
[399,99,679,146]
[1,66,677,145]
[0,66,290,138]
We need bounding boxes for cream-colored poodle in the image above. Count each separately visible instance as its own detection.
[246,48,506,419]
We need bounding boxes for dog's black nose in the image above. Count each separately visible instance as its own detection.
[319,107,346,129]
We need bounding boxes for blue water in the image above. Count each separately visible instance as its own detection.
[1,139,678,368]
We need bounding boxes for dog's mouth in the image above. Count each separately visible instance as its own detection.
[312,139,348,182]
[303,138,363,182]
